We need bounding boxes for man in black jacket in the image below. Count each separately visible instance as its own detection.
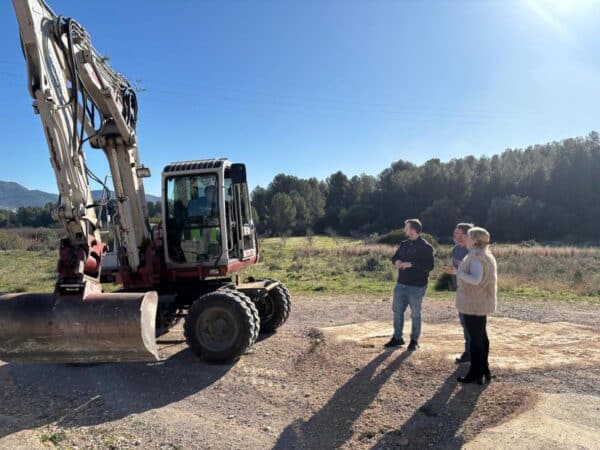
[385,219,435,351]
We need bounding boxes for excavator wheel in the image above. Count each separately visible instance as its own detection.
[184,289,259,363]
[256,279,291,334]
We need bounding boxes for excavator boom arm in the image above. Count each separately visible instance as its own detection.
[13,0,151,278]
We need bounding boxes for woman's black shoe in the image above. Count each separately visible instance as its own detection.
[407,340,419,351]
[457,374,484,385]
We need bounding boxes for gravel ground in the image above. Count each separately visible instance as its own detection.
[0,294,598,449]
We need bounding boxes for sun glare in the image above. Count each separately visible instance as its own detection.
[524,0,596,41]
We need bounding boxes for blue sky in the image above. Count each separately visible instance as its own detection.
[1,0,600,195]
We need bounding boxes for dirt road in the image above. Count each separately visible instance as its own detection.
[0,295,598,449]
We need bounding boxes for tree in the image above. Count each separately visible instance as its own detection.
[146,201,162,221]
[15,204,53,227]
[0,210,16,228]
[251,187,270,234]
[290,191,310,233]
[420,197,462,239]
[321,171,351,231]
[251,206,260,226]
[485,195,546,242]
[268,193,296,235]
[341,204,377,234]
[305,178,326,225]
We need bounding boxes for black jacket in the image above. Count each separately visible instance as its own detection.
[391,237,435,287]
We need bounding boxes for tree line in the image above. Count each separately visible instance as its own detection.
[2,132,598,244]
[251,132,600,243]
[0,201,164,228]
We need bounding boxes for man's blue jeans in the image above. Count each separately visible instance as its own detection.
[459,312,471,354]
[392,283,427,342]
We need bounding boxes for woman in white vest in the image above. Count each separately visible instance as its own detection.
[445,227,497,384]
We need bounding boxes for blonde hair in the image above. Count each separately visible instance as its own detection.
[468,227,490,248]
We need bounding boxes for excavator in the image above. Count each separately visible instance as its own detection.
[0,0,291,364]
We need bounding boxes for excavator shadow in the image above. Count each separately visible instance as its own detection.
[0,349,231,439]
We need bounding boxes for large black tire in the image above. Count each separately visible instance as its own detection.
[256,279,291,333]
[184,290,259,363]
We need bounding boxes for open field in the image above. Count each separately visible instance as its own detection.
[243,237,600,303]
[1,235,599,303]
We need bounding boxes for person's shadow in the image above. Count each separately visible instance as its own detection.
[273,349,412,450]
[370,368,486,449]
[0,348,230,439]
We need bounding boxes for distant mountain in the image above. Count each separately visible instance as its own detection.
[146,194,161,203]
[0,181,58,210]
[91,190,161,204]
[0,181,160,211]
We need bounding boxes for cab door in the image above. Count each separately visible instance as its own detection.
[230,164,256,260]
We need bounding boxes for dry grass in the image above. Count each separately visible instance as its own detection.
[0,228,61,251]
[295,244,395,258]
[425,243,599,298]
[0,250,56,293]
[490,245,599,258]
[247,237,600,301]
[0,233,597,302]
[338,244,397,256]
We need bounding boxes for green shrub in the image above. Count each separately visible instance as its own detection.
[377,229,405,245]
[40,431,67,446]
[434,273,455,292]
[359,256,386,272]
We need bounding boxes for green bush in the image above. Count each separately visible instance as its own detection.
[434,272,455,292]
[359,255,386,272]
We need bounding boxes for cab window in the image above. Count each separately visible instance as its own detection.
[165,174,221,263]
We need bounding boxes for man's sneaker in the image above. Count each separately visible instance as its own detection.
[407,340,419,351]
[455,352,471,364]
[384,337,405,348]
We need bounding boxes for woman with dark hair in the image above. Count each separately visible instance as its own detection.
[445,227,497,384]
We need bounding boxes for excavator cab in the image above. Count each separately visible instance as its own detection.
[163,159,257,276]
